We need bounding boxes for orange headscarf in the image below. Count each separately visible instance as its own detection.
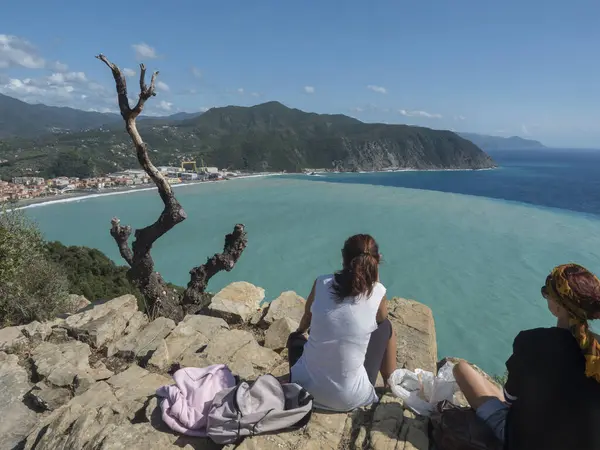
[545,264,600,383]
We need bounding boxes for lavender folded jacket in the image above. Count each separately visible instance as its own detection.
[156,364,236,436]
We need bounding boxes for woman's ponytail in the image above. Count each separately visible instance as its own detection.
[332,234,380,302]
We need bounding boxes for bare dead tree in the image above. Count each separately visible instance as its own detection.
[96,54,247,321]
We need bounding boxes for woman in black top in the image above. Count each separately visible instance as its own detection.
[453,263,600,450]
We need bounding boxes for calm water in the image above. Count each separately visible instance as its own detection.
[25,149,600,375]
[293,149,600,217]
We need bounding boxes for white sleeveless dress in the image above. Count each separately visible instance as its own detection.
[290,274,386,411]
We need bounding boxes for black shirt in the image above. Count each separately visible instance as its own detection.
[504,327,600,450]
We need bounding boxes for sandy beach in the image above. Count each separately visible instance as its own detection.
[14,172,287,210]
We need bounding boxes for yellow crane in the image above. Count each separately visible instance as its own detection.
[180,160,197,172]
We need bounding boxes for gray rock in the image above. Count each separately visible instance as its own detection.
[65,294,137,331]
[27,382,72,411]
[143,396,159,422]
[264,317,298,350]
[370,394,405,450]
[230,409,349,450]
[202,329,255,362]
[388,297,438,373]
[249,307,267,326]
[106,365,171,403]
[24,402,128,450]
[124,310,149,335]
[107,317,176,360]
[31,340,113,387]
[264,291,305,325]
[148,339,170,370]
[148,314,229,370]
[0,325,27,352]
[65,294,91,313]
[0,352,39,449]
[207,281,265,323]
[22,321,52,342]
[73,309,129,348]
[49,327,69,342]
[197,329,281,378]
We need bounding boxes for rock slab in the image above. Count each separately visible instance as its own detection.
[265,317,299,350]
[388,297,438,373]
[263,291,305,325]
[207,281,265,323]
[148,314,229,370]
[108,316,176,360]
[0,352,39,449]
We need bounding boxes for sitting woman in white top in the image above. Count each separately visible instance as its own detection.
[288,234,397,412]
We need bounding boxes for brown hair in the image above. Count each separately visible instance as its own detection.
[331,234,381,302]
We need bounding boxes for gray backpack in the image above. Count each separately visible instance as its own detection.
[206,374,313,444]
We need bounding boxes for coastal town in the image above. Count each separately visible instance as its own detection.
[0,163,240,202]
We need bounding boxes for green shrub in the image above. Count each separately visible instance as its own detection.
[0,208,69,326]
[45,241,141,302]
[492,371,508,386]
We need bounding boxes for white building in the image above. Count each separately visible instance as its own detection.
[157,166,182,174]
[12,176,45,186]
[52,177,70,188]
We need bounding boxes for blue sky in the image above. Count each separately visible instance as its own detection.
[1,0,599,147]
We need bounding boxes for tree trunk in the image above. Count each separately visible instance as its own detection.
[97,54,247,321]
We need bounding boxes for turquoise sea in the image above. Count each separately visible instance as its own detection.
[24,149,600,375]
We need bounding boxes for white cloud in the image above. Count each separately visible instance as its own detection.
[0,69,117,111]
[250,92,260,97]
[237,88,244,94]
[51,61,68,72]
[521,124,530,135]
[398,109,442,119]
[367,85,387,94]
[157,100,173,112]
[156,80,170,92]
[304,86,315,94]
[87,107,115,114]
[350,107,364,113]
[132,42,158,60]
[2,78,74,102]
[123,68,136,77]
[0,34,45,69]
[455,115,466,121]
[199,106,210,112]
[191,67,203,79]
[48,71,87,84]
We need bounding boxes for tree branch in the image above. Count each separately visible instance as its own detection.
[182,224,248,307]
[110,217,133,266]
[97,53,248,321]
[95,54,130,119]
[98,53,186,320]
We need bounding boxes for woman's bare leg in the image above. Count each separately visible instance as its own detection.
[380,325,397,384]
[453,361,504,410]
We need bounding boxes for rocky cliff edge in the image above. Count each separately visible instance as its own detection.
[0,281,437,450]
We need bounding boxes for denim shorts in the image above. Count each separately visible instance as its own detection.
[476,398,509,443]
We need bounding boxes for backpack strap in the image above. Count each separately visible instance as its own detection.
[231,383,244,442]
[250,408,276,437]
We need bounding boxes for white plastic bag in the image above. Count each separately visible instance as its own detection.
[430,362,459,404]
[388,362,459,417]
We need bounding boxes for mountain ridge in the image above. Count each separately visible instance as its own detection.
[0,96,495,178]
[458,132,546,150]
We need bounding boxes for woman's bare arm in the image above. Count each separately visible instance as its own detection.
[296,280,316,333]
[376,294,389,324]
